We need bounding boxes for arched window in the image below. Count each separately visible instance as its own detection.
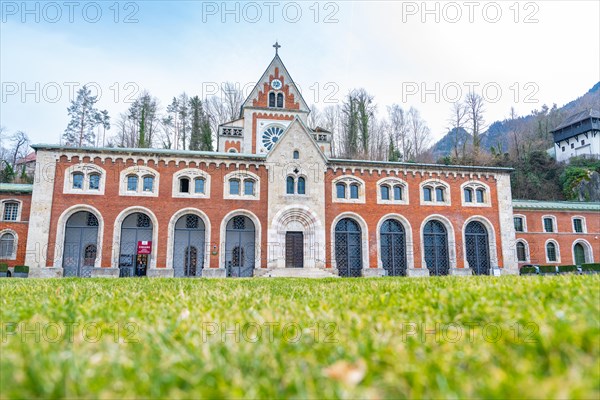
[293,150,299,159]
[381,185,390,200]
[127,175,138,191]
[244,179,255,196]
[0,233,14,259]
[435,187,445,202]
[514,217,524,232]
[72,173,84,189]
[350,184,359,199]
[574,243,587,265]
[423,187,432,202]
[543,217,555,233]
[89,174,100,190]
[83,244,97,266]
[269,92,276,107]
[546,242,557,262]
[516,241,527,262]
[336,183,346,199]
[297,177,306,195]
[380,219,406,276]
[179,178,190,193]
[423,220,449,276]
[393,185,403,201]
[194,178,205,194]
[464,188,473,203]
[229,179,240,195]
[143,176,154,192]
[286,176,295,194]
[276,93,284,108]
[476,189,485,203]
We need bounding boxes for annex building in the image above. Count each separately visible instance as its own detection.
[1,49,598,278]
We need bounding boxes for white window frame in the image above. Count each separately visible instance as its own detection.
[172,168,211,199]
[513,214,527,233]
[1,199,23,222]
[542,215,557,233]
[223,170,260,201]
[515,239,530,263]
[331,175,366,204]
[119,166,159,197]
[419,179,451,206]
[544,239,561,263]
[460,181,491,207]
[63,164,106,195]
[571,216,587,233]
[376,177,409,205]
[0,229,17,260]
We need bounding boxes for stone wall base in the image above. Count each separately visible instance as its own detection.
[202,268,227,278]
[147,268,174,278]
[91,268,120,278]
[407,267,430,277]
[363,268,386,277]
[451,267,473,276]
[28,267,64,278]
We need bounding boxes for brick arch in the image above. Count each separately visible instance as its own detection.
[111,206,159,269]
[54,205,104,271]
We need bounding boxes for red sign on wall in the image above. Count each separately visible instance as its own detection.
[137,241,152,255]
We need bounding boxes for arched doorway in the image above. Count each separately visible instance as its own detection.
[574,243,587,265]
[335,218,362,277]
[380,219,406,276]
[173,214,205,277]
[225,215,255,277]
[119,213,153,277]
[62,211,99,277]
[423,220,449,276]
[465,221,490,275]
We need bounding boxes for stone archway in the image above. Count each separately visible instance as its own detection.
[268,205,325,269]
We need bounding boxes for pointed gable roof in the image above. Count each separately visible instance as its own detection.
[241,54,310,114]
[265,116,327,163]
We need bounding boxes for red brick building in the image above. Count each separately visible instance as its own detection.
[1,51,597,278]
[513,200,599,266]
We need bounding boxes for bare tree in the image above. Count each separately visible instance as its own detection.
[407,107,431,161]
[464,92,486,153]
[222,82,244,122]
[447,101,468,160]
[388,104,411,161]
[10,131,30,166]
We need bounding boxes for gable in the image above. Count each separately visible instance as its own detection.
[242,55,310,113]
[266,118,326,164]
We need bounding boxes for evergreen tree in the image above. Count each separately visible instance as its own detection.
[138,107,146,148]
[189,96,202,151]
[63,86,108,147]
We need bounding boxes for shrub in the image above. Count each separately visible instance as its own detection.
[0,263,8,273]
[14,265,29,273]
[520,266,538,275]
[558,265,578,273]
[538,265,558,274]
[581,263,600,272]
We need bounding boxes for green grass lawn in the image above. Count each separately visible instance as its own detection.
[1,276,599,399]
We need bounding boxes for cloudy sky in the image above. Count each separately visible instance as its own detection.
[1,1,599,147]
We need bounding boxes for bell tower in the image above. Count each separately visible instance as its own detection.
[217,43,331,156]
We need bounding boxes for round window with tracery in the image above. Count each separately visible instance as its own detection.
[261,125,285,151]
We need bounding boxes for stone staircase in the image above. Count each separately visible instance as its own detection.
[255,267,339,278]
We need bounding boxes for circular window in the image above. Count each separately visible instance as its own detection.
[262,125,285,151]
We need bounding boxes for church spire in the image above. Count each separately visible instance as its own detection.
[273,41,281,56]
